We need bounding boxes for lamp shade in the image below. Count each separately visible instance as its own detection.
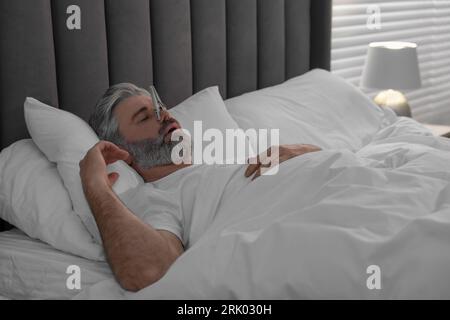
[361,42,421,90]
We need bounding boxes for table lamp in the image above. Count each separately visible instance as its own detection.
[361,41,421,117]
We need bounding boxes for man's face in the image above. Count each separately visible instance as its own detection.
[113,94,182,169]
[114,94,180,144]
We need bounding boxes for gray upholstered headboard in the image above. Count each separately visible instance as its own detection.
[0,0,331,231]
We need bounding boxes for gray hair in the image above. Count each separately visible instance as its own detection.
[89,83,151,143]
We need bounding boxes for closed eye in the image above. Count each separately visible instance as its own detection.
[139,112,155,123]
[139,116,149,123]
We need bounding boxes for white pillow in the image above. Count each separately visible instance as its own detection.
[169,86,254,163]
[0,139,104,260]
[225,69,394,152]
[24,98,144,244]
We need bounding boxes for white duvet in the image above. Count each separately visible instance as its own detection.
[73,115,450,299]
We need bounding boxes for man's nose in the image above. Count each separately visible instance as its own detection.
[159,108,171,122]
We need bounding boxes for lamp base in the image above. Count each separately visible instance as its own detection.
[373,89,412,117]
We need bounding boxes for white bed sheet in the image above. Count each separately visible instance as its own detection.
[75,116,450,299]
[0,228,112,299]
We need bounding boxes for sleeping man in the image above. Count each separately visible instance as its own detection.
[80,83,321,291]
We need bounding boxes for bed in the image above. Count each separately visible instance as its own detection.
[0,228,111,299]
[2,0,450,300]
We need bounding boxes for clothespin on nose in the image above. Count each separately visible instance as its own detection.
[149,85,161,121]
[149,85,167,121]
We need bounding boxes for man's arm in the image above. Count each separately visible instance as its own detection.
[79,141,184,292]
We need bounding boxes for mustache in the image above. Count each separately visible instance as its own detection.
[158,118,177,137]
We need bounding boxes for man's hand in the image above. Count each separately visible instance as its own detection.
[245,144,322,180]
[79,141,131,191]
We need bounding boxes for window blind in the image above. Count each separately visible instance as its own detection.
[332,0,450,124]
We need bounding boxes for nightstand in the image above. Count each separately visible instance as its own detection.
[423,123,450,138]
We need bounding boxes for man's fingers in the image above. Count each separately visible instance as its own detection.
[105,148,129,165]
[251,170,261,181]
[245,163,260,177]
[104,151,129,165]
[96,140,117,150]
[108,172,120,186]
[123,153,133,165]
[97,141,130,165]
[259,161,271,168]
[246,147,275,177]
